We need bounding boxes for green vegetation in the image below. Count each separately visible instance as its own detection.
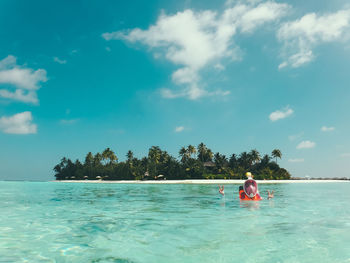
[53,143,291,180]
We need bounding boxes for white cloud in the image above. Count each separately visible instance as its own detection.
[296,140,316,149]
[235,1,290,33]
[0,89,38,104]
[288,158,304,163]
[175,126,185,132]
[0,55,47,104]
[0,58,47,90]
[0,111,37,134]
[321,126,335,132]
[53,57,67,64]
[278,9,350,68]
[269,106,293,121]
[0,55,16,69]
[103,1,289,99]
[161,86,230,100]
[278,61,288,69]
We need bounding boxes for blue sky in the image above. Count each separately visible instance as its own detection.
[1,0,350,180]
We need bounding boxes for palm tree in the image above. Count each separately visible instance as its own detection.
[84,152,94,179]
[148,146,162,163]
[85,152,94,166]
[238,151,251,169]
[53,164,62,179]
[228,153,238,169]
[126,150,134,163]
[197,143,207,162]
[187,145,196,158]
[206,149,214,162]
[271,149,282,163]
[93,153,102,166]
[102,148,118,165]
[197,143,213,162]
[148,146,162,176]
[261,154,271,166]
[125,150,135,179]
[179,146,188,164]
[214,152,227,170]
[249,149,261,165]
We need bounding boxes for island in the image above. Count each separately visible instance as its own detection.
[53,143,292,181]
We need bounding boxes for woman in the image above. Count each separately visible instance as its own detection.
[241,172,262,200]
[218,172,274,200]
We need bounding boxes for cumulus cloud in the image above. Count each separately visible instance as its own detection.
[269,106,293,121]
[288,158,304,163]
[175,126,185,132]
[296,140,316,149]
[0,55,47,104]
[321,126,335,132]
[103,1,289,99]
[278,9,350,68]
[0,111,37,134]
[0,89,38,104]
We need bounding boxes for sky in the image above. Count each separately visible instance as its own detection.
[1,0,350,181]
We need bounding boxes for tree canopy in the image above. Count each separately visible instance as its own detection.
[54,143,291,181]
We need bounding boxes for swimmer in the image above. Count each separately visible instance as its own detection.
[241,172,274,200]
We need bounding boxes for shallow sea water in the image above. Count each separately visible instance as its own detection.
[0,181,350,263]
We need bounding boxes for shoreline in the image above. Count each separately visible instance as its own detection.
[54,179,349,184]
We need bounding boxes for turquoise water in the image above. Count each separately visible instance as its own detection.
[1,182,350,262]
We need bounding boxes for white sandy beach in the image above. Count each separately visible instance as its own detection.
[55,179,349,184]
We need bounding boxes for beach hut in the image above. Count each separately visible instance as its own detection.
[203,161,215,168]
[96,176,102,180]
[142,171,152,180]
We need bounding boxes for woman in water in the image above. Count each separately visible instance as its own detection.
[218,172,274,200]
